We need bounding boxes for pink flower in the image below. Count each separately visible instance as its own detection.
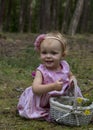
[34,34,46,51]
[31,71,36,78]
[17,105,24,110]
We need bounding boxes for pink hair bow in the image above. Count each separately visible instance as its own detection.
[34,34,46,51]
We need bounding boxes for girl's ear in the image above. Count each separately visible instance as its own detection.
[62,53,65,57]
[62,51,66,57]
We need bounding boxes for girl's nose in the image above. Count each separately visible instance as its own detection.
[46,53,51,58]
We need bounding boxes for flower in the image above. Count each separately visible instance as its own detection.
[84,93,90,98]
[84,109,91,115]
[34,34,46,51]
[76,97,83,104]
[31,71,36,78]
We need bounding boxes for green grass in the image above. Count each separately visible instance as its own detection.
[0,33,93,130]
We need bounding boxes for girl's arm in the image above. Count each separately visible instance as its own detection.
[32,70,63,95]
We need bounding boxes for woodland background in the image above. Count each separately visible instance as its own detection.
[0,0,93,35]
[0,0,93,129]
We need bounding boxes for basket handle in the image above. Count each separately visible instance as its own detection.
[71,76,78,109]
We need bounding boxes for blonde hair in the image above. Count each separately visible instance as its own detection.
[45,32,67,56]
[34,32,68,56]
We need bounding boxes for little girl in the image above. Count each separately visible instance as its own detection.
[17,32,82,121]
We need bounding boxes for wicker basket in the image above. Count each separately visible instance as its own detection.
[50,77,93,126]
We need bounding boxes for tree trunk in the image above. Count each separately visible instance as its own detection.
[28,0,33,32]
[51,0,58,30]
[19,0,26,32]
[0,0,5,31]
[80,0,90,33]
[5,0,12,31]
[68,0,84,35]
[61,0,71,33]
[39,0,51,32]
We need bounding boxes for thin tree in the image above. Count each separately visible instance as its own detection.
[39,0,51,32]
[19,0,27,32]
[50,0,58,30]
[5,0,12,31]
[68,0,84,35]
[0,0,5,31]
[61,0,71,33]
[80,0,90,33]
[28,0,33,32]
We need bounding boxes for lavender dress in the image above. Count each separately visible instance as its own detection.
[17,60,82,121]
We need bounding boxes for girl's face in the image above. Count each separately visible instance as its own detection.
[40,39,63,70]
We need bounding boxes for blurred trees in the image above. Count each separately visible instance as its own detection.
[0,0,93,35]
[0,0,5,31]
[68,0,84,35]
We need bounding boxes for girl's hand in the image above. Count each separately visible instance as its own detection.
[54,79,63,91]
[69,76,75,90]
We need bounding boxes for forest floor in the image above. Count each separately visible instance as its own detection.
[0,33,93,130]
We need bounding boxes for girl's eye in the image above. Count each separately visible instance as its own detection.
[41,51,47,54]
[51,52,58,55]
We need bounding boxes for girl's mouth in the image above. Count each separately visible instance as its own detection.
[45,61,53,64]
